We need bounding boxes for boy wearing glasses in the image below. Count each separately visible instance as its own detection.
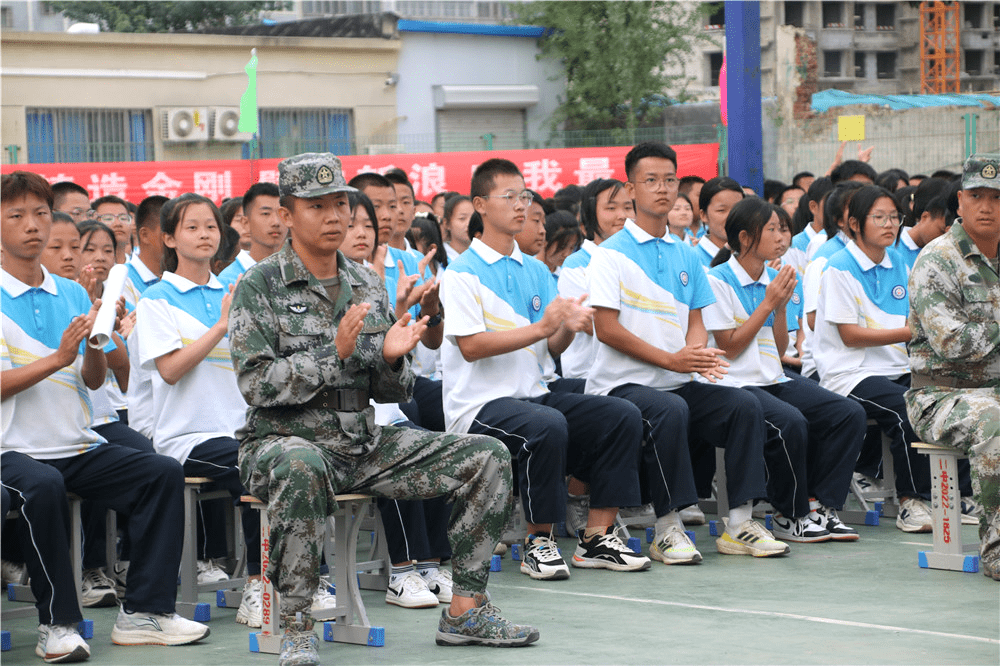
[440,158,651,580]
[91,195,134,264]
[585,143,788,562]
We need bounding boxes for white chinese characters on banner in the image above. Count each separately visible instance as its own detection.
[573,157,616,185]
[87,172,128,200]
[141,172,183,198]
[193,171,233,203]
[257,170,279,184]
[407,162,447,199]
[44,174,75,185]
[522,159,563,195]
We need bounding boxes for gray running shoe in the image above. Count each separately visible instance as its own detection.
[435,592,539,647]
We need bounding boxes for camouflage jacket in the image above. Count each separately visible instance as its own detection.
[229,240,414,454]
[907,221,1000,387]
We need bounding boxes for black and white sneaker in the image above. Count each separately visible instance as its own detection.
[572,526,651,571]
[812,506,859,541]
[771,514,831,543]
[520,534,570,580]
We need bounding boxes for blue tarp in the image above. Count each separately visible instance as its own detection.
[812,89,1000,113]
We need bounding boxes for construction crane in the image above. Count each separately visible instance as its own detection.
[919,1,961,94]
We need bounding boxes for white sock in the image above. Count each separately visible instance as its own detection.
[809,498,822,514]
[389,563,414,585]
[727,501,753,535]
[654,511,684,540]
[415,561,438,579]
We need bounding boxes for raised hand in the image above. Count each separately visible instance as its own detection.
[382,312,428,363]
[77,265,101,302]
[336,303,371,360]
[561,294,594,333]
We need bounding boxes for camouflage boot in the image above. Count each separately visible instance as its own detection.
[981,512,1000,581]
[279,612,319,666]
[435,592,539,647]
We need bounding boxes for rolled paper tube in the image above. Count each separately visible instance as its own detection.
[88,263,129,349]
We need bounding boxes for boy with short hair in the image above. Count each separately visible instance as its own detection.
[384,169,418,254]
[440,158,651,579]
[90,195,134,264]
[586,143,788,561]
[51,181,91,224]
[217,182,284,287]
[1,171,209,661]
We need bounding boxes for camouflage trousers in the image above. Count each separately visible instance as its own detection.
[238,426,512,616]
[905,385,1000,554]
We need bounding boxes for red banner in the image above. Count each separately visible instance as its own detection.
[2,144,718,206]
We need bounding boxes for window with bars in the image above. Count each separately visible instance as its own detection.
[246,108,353,159]
[25,108,153,163]
[301,0,382,16]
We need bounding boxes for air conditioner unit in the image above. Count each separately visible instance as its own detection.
[161,107,209,142]
[365,144,404,155]
[210,106,253,142]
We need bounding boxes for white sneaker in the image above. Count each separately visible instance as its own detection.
[492,542,508,556]
[679,505,707,526]
[771,514,831,543]
[650,525,702,565]
[111,607,210,646]
[564,492,589,537]
[81,567,118,608]
[385,570,439,608]
[196,559,229,585]
[1,559,27,586]
[520,534,570,580]
[896,497,933,533]
[420,567,453,603]
[236,578,263,628]
[617,504,656,526]
[311,575,337,612]
[36,624,90,663]
[716,519,791,557]
[110,561,129,596]
[751,500,775,519]
[962,497,984,526]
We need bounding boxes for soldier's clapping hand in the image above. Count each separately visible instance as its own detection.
[336,303,371,360]
[382,312,428,364]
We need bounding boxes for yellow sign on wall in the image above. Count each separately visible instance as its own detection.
[838,115,866,142]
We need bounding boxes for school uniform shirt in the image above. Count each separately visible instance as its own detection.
[585,219,715,396]
[440,238,556,434]
[786,279,804,358]
[124,255,159,310]
[444,243,461,263]
[136,272,246,463]
[788,225,823,276]
[380,245,441,379]
[805,228,830,262]
[895,227,921,271]
[217,249,256,289]
[814,241,910,396]
[557,239,598,379]
[704,257,792,388]
[1,267,109,459]
[694,235,722,269]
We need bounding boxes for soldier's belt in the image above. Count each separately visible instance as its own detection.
[910,372,986,390]
[302,388,369,411]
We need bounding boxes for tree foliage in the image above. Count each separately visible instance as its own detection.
[512,1,715,134]
[48,1,289,33]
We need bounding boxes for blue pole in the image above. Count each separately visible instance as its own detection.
[724,0,763,195]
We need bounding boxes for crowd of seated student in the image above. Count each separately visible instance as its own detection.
[3,142,996,664]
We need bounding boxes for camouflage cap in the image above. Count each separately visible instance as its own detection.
[278,153,357,199]
[961,153,999,191]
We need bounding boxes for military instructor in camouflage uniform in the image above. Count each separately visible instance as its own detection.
[905,153,1000,581]
[228,153,540,666]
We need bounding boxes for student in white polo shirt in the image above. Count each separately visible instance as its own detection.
[704,197,866,543]
[441,158,650,580]
[814,184,934,533]
[586,142,788,562]
[217,182,284,289]
[787,177,833,273]
[693,177,744,269]
[1,171,209,658]
[135,193,264,622]
[557,178,633,381]
[895,177,951,271]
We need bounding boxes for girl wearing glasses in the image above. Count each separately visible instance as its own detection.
[813,185,934,533]
[90,195,134,265]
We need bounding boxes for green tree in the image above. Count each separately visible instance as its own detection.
[48,1,289,33]
[513,1,716,137]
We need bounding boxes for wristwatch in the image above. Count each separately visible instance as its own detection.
[421,311,442,327]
